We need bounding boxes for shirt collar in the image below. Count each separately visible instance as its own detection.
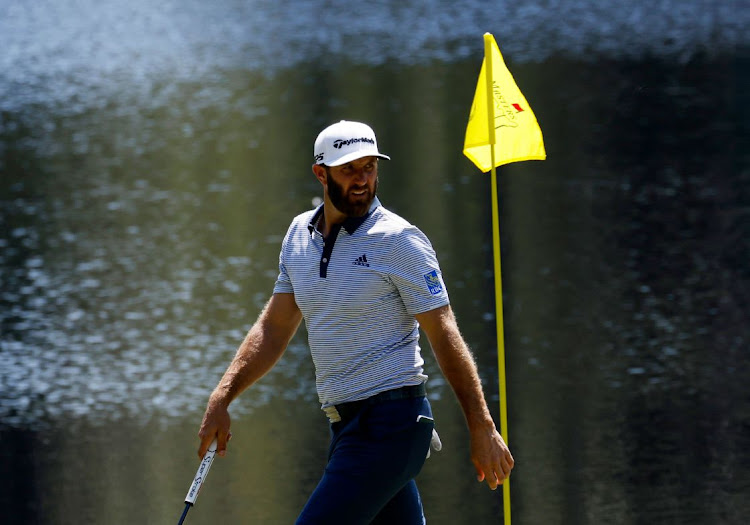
[307,197,381,236]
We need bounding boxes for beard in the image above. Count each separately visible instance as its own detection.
[326,172,378,217]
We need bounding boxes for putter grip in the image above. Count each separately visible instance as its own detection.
[184,438,218,505]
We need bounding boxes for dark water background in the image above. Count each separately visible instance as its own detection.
[1,1,749,523]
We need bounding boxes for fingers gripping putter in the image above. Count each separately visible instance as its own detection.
[177,438,218,525]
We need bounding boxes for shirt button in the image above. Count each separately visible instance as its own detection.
[322,258,328,263]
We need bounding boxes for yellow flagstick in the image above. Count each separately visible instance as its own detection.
[464,31,545,525]
[482,32,512,525]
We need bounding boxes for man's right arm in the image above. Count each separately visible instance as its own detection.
[197,292,302,458]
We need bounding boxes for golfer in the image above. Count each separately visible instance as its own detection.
[197,120,514,524]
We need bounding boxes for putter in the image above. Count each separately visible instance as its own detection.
[178,438,218,525]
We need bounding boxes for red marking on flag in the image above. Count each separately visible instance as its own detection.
[512,103,524,112]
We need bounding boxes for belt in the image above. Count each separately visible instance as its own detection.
[323,383,426,424]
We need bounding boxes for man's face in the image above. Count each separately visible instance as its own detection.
[324,156,379,217]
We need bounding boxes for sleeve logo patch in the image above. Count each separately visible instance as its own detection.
[424,270,444,295]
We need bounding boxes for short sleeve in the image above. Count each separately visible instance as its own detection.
[388,226,450,315]
[272,230,294,295]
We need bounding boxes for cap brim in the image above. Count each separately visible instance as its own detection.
[326,152,391,167]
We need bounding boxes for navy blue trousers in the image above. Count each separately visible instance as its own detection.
[296,396,434,525]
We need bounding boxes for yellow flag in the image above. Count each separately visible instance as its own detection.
[463,33,546,172]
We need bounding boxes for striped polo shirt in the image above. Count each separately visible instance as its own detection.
[273,197,450,408]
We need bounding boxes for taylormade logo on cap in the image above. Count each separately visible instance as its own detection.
[333,137,375,149]
[314,120,390,167]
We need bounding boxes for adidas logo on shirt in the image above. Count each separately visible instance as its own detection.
[353,254,370,267]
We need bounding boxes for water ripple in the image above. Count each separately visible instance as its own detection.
[0,0,748,112]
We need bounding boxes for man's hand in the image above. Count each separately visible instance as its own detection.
[470,426,514,490]
[197,396,232,459]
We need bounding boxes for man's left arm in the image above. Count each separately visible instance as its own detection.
[415,304,514,490]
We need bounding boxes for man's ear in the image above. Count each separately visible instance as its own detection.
[312,164,327,185]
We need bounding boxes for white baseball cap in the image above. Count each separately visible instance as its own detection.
[313,120,390,167]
